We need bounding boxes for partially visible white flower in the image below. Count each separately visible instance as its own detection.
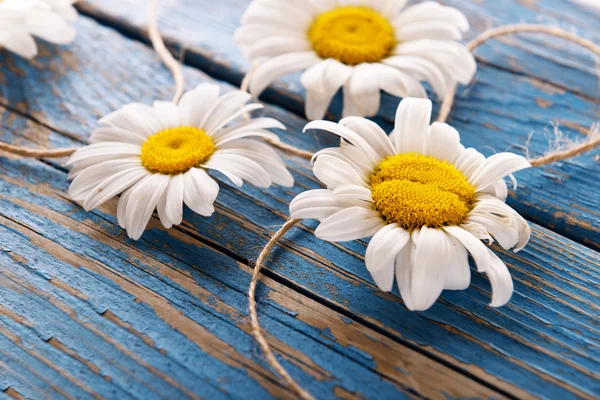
[291,98,531,311]
[0,0,77,59]
[236,0,476,120]
[68,84,294,240]
[41,0,78,21]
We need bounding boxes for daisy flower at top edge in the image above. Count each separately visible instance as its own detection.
[0,0,77,59]
[290,97,531,311]
[235,0,476,120]
[67,84,294,240]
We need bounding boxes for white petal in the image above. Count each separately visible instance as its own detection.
[125,174,170,240]
[156,188,172,229]
[470,194,530,251]
[304,120,380,165]
[26,8,75,44]
[393,98,432,153]
[290,189,342,220]
[339,117,396,160]
[365,224,410,291]
[410,227,452,311]
[425,122,461,163]
[178,83,221,128]
[302,59,353,120]
[469,153,531,191]
[396,21,463,42]
[313,152,368,189]
[393,2,469,31]
[100,103,162,138]
[153,101,180,129]
[0,21,37,59]
[213,117,285,145]
[117,187,134,229]
[242,1,313,30]
[182,168,219,217]
[444,226,514,307]
[315,207,385,242]
[68,158,142,200]
[89,127,146,146]
[202,91,253,134]
[342,82,362,118]
[235,24,304,48]
[482,178,508,202]
[454,147,485,179]
[383,56,451,98]
[332,184,374,203]
[203,153,271,187]
[444,235,470,290]
[66,143,141,166]
[393,40,476,85]
[348,64,381,117]
[248,36,311,59]
[290,186,373,220]
[249,51,320,98]
[82,167,148,211]
[217,139,293,187]
[339,140,376,174]
[379,0,409,19]
[165,174,185,225]
[395,229,417,310]
[373,63,427,99]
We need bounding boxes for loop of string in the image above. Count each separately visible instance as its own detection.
[247,24,600,399]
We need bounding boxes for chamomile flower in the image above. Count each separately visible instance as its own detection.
[236,0,476,120]
[0,0,77,59]
[290,98,531,311]
[68,84,294,240]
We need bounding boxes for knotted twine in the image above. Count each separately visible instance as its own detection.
[1,6,600,399]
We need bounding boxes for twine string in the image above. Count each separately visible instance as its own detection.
[247,218,315,400]
[437,24,600,167]
[247,24,600,398]
[148,0,185,104]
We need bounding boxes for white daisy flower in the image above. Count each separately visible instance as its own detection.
[290,98,531,311]
[67,83,294,240]
[236,0,476,120]
[0,0,77,59]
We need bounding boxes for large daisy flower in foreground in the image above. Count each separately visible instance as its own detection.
[236,0,476,120]
[68,84,293,240]
[290,98,530,311]
[0,0,77,59]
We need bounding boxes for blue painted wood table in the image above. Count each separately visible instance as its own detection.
[1,0,599,399]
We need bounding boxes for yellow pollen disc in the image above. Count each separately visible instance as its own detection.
[370,153,476,229]
[308,6,396,65]
[140,126,215,175]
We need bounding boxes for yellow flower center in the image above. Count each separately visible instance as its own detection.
[140,126,215,175]
[370,153,476,229]
[308,6,396,65]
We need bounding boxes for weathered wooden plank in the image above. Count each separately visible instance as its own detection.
[34,0,600,250]
[0,15,598,399]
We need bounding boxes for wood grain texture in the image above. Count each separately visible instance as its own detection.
[74,0,600,250]
[0,15,599,399]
